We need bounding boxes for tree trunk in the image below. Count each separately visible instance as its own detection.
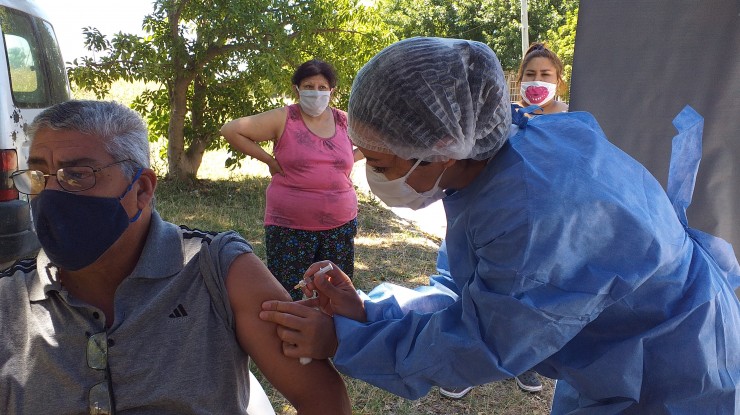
[180,74,211,180]
[167,76,193,181]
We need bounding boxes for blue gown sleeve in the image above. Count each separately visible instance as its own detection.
[362,240,459,322]
[667,106,740,285]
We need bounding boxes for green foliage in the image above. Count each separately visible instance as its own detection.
[545,7,578,101]
[68,0,395,180]
[378,0,578,71]
[7,46,30,69]
[66,0,576,180]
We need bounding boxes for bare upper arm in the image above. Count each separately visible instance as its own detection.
[225,253,350,414]
[220,107,288,144]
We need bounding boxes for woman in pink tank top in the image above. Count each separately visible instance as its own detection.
[221,60,363,300]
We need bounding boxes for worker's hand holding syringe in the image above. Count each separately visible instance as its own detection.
[294,263,334,298]
[295,261,366,322]
[260,261,366,364]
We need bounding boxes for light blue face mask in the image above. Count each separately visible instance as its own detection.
[31,168,143,270]
[298,90,331,117]
[365,159,447,210]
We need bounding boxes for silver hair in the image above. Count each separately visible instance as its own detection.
[27,100,150,176]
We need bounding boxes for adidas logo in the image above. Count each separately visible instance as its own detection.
[169,304,188,318]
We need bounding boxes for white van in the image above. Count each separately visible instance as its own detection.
[0,0,69,265]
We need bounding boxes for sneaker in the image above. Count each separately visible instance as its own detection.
[515,370,543,392]
[438,386,474,399]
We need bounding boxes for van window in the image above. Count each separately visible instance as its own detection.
[1,6,69,108]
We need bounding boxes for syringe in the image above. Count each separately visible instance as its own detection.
[294,263,334,290]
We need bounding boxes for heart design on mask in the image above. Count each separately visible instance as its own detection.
[525,86,550,104]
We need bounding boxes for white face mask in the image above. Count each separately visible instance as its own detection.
[365,159,447,210]
[298,90,331,117]
[520,81,557,106]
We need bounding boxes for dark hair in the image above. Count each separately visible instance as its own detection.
[291,59,338,88]
[516,42,567,95]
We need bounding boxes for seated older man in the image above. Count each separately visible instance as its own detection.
[1,100,350,415]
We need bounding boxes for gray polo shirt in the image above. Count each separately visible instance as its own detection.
[0,212,254,414]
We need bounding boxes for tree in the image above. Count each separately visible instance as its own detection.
[7,46,31,69]
[377,0,578,72]
[69,0,393,181]
[545,6,577,101]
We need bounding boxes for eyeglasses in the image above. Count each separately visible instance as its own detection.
[10,159,133,195]
[87,332,114,414]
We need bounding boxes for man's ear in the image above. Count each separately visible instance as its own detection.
[135,168,157,209]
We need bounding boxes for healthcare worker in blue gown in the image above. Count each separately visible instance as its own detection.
[259,37,740,414]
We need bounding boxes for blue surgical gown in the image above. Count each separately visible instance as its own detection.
[333,107,740,414]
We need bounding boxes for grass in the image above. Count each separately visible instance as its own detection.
[154,151,555,414]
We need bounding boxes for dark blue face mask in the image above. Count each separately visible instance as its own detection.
[31,169,144,271]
